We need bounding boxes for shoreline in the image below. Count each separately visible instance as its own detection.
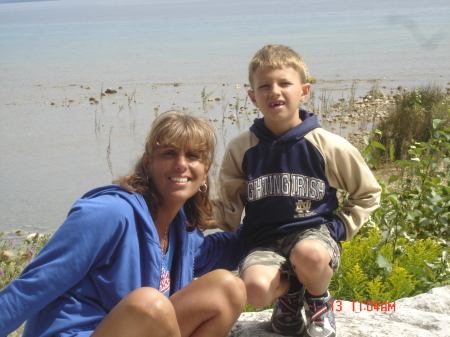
[1,80,449,236]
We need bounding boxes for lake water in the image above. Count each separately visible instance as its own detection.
[1,0,449,237]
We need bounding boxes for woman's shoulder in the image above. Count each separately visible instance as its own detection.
[67,185,147,232]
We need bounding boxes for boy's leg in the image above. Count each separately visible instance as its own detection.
[241,264,289,308]
[240,242,306,336]
[290,239,333,296]
[92,269,246,337]
[290,224,340,337]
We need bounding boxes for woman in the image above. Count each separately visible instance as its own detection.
[0,111,247,337]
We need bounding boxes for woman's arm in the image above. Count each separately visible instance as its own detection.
[193,225,246,277]
[0,194,129,335]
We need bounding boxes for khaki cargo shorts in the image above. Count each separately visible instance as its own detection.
[239,224,341,277]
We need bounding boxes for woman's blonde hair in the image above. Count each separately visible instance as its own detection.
[114,110,216,230]
[248,44,308,89]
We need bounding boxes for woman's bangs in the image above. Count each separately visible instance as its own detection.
[157,127,212,157]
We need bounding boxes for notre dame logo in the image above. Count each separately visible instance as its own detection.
[294,200,315,218]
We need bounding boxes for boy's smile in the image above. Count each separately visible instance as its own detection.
[248,66,310,136]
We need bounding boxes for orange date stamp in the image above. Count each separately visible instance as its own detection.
[331,300,396,312]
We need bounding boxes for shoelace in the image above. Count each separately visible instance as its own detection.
[306,296,335,326]
[308,301,327,326]
[280,297,301,316]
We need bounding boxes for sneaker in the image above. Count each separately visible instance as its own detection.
[271,288,306,336]
[303,291,336,337]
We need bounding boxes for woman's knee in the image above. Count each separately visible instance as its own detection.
[122,287,175,322]
[207,270,247,310]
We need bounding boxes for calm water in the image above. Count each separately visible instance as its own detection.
[1,0,449,236]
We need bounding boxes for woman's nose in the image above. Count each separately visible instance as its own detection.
[175,155,188,170]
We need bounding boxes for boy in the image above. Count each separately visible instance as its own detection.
[213,45,381,337]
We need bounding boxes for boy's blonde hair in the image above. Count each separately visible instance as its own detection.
[248,45,308,89]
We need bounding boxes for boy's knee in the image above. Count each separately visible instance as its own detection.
[291,240,330,271]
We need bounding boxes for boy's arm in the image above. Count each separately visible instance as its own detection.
[306,129,381,240]
[213,133,255,233]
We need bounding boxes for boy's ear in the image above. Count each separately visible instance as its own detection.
[248,90,258,107]
[299,83,311,102]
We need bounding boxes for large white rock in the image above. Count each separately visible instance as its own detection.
[229,286,450,337]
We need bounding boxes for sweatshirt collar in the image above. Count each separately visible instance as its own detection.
[250,109,321,144]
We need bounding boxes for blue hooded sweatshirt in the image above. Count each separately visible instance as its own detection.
[0,185,245,337]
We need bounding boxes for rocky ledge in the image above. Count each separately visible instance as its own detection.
[228,286,450,337]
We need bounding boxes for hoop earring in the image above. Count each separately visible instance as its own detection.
[198,183,207,193]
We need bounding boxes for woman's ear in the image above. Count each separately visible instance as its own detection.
[143,152,151,178]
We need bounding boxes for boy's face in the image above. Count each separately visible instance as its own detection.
[248,66,310,136]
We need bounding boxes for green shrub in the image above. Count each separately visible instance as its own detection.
[0,232,51,290]
[373,118,450,243]
[330,228,449,302]
[375,85,449,162]
[331,117,450,303]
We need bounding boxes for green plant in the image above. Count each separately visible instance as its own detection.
[331,117,450,302]
[373,118,450,246]
[329,228,449,303]
[1,232,51,290]
[201,86,214,112]
[376,85,449,162]
[318,90,333,118]
[362,129,385,169]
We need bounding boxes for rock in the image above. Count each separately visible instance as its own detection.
[12,229,28,236]
[105,88,117,94]
[228,286,450,337]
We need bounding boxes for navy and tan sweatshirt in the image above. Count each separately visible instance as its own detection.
[214,110,381,249]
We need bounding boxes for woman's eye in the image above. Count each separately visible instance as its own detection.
[187,152,200,159]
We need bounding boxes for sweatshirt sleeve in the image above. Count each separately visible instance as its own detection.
[0,195,130,336]
[306,129,381,240]
[193,225,247,277]
[213,132,257,233]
